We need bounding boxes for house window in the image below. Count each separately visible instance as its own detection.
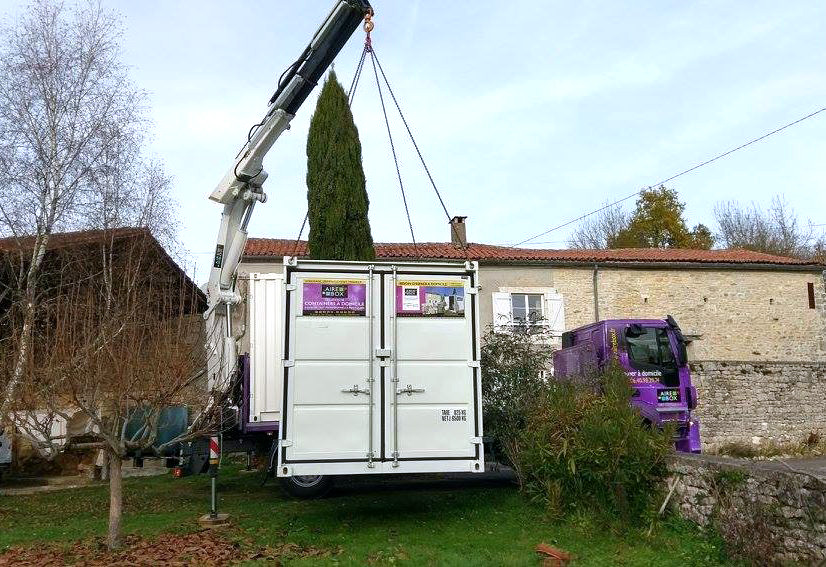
[511,293,544,325]
[492,289,565,337]
[808,282,816,309]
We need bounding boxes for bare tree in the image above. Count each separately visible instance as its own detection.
[0,0,196,550]
[0,0,175,430]
[714,195,823,258]
[567,201,629,249]
[9,232,209,549]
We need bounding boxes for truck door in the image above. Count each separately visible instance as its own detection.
[384,272,480,464]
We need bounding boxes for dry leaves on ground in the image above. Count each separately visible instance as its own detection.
[0,531,340,566]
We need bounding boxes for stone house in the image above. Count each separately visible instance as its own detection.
[240,221,826,451]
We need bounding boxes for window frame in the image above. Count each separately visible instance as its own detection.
[492,287,564,339]
[509,292,545,327]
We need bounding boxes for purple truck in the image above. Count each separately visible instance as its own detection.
[553,315,701,453]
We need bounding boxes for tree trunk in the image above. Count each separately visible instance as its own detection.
[0,303,35,434]
[107,450,123,550]
[0,234,49,434]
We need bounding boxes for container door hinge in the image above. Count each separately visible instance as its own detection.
[467,287,478,295]
[285,283,297,291]
[283,360,294,368]
[280,439,293,448]
[467,360,480,368]
[471,437,483,445]
[366,452,375,468]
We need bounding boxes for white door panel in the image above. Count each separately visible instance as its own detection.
[396,318,470,360]
[394,404,475,456]
[291,406,370,459]
[395,362,474,401]
[292,361,371,405]
[293,318,369,360]
[385,273,479,464]
[284,271,376,464]
[248,274,283,425]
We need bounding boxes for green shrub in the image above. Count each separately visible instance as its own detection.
[480,324,553,463]
[509,364,675,522]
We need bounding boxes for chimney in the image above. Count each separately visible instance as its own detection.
[449,216,468,248]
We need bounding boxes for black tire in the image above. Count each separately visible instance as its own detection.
[279,474,334,498]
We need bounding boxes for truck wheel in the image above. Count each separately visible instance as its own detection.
[279,474,333,498]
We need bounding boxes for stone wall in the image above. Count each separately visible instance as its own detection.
[552,266,826,362]
[691,360,826,451]
[669,453,826,563]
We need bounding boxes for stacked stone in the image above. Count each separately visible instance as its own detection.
[668,453,826,563]
[691,360,826,451]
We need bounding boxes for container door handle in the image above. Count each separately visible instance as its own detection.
[396,384,425,396]
[341,385,370,396]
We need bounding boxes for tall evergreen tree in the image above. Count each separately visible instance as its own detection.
[306,70,375,260]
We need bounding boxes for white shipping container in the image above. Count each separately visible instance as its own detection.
[247,257,484,480]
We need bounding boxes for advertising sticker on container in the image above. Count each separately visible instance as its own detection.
[302,279,366,316]
[396,281,465,317]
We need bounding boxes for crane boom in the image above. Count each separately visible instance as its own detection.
[204,0,373,396]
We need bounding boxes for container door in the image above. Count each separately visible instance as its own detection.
[248,273,283,426]
[281,270,380,463]
[385,273,480,463]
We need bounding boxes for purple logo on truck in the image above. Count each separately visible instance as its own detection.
[302,279,366,316]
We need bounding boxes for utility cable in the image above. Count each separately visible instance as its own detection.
[511,106,826,247]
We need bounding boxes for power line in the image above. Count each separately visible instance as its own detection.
[510,106,826,247]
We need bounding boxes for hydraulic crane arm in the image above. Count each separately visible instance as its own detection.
[204,0,372,395]
[207,0,372,304]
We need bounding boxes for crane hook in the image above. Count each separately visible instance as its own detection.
[363,9,374,33]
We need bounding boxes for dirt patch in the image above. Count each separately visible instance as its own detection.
[0,531,340,566]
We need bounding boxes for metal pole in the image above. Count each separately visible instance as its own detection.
[208,436,219,518]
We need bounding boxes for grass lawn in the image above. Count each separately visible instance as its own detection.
[0,464,736,566]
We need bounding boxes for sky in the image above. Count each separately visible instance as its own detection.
[3,1,825,281]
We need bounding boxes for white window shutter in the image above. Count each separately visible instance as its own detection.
[544,292,565,338]
[492,292,512,333]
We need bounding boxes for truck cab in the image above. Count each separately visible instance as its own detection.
[554,316,701,453]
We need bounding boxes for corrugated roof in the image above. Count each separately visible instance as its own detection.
[244,238,822,267]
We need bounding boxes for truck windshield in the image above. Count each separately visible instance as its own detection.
[625,326,679,386]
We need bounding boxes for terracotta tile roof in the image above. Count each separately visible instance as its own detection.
[244,238,823,267]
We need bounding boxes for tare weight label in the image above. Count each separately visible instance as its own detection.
[437,407,468,424]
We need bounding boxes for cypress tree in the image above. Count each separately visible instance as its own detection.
[306,70,376,261]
